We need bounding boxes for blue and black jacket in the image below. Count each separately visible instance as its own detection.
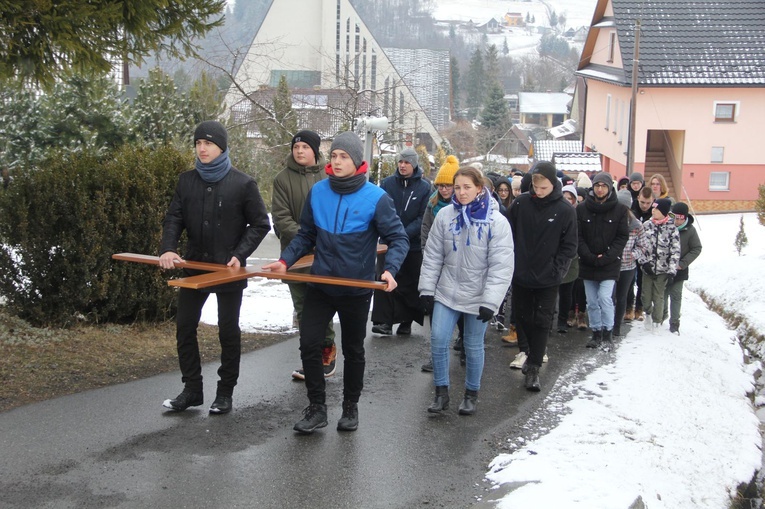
[280,178,409,296]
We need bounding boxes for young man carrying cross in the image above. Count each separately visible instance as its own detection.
[264,132,409,434]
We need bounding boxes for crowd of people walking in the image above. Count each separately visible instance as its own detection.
[158,123,702,433]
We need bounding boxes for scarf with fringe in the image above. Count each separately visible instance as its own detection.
[449,188,491,250]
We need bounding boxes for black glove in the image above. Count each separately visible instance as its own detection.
[641,263,655,276]
[420,295,434,316]
[478,306,493,323]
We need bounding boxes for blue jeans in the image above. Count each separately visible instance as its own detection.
[430,301,488,392]
[583,279,616,331]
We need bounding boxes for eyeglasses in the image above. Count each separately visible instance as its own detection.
[436,184,453,189]
[593,183,610,189]
[497,188,510,194]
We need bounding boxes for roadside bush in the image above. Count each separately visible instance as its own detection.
[0,145,192,326]
[757,184,765,227]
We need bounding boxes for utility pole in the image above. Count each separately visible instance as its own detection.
[626,19,641,176]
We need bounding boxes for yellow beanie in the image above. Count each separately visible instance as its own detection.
[434,155,460,185]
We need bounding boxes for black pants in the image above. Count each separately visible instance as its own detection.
[176,288,243,396]
[628,264,644,311]
[512,284,558,367]
[557,280,575,326]
[301,286,372,404]
[613,268,636,334]
[371,250,424,327]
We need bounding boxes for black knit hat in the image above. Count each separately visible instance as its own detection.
[292,130,321,162]
[194,120,227,152]
[330,132,364,168]
[532,161,557,184]
[672,201,689,217]
[654,198,672,217]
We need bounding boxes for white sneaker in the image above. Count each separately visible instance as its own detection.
[510,351,527,369]
[644,313,653,331]
[542,353,548,363]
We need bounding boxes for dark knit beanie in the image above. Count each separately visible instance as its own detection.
[672,202,689,217]
[398,147,419,169]
[654,198,672,217]
[532,161,557,184]
[629,172,645,184]
[292,130,321,161]
[592,172,613,188]
[330,131,364,168]
[194,120,227,152]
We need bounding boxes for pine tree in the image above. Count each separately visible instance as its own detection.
[485,45,500,87]
[735,215,748,256]
[0,0,226,89]
[450,56,461,116]
[258,75,297,159]
[128,68,195,148]
[757,185,765,227]
[464,49,485,120]
[480,83,510,154]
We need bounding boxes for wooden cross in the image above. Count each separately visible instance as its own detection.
[112,247,388,291]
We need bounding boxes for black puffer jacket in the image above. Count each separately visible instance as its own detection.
[576,187,629,281]
[509,180,578,289]
[161,167,271,292]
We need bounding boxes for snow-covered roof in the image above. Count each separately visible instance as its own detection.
[519,92,572,114]
[552,151,602,174]
[532,140,583,162]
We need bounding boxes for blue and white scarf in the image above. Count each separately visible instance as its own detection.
[195,148,232,183]
[449,188,492,250]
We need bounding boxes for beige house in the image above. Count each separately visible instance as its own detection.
[576,0,765,212]
[224,0,443,150]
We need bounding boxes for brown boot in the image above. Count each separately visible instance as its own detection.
[501,325,518,345]
[624,307,634,322]
[635,307,644,321]
[566,310,575,327]
[576,312,588,330]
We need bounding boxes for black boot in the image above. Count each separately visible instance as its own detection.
[458,389,478,415]
[459,348,466,367]
[337,400,359,431]
[427,386,449,413]
[586,329,602,348]
[601,328,614,352]
[524,365,541,392]
[453,335,464,351]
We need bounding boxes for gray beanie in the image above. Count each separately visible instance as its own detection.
[617,189,633,208]
[532,161,557,184]
[330,132,364,168]
[194,120,228,152]
[592,172,614,187]
[398,147,419,169]
[629,172,644,184]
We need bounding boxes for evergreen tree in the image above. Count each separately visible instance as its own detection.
[258,75,297,159]
[128,68,195,148]
[735,215,748,255]
[0,0,226,89]
[188,70,226,125]
[485,45,500,87]
[464,49,486,120]
[450,56,461,116]
[502,38,510,56]
[480,83,510,134]
[757,185,765,227]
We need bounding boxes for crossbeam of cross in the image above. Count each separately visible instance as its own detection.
[112,247,388,291]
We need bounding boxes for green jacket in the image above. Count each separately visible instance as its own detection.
[271,153,327,251]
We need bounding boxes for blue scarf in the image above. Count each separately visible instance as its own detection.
[195,149,232,183]
[449,188,492,250]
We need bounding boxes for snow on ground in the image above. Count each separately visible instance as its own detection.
[485,212,764,507]
[202,212,765,507]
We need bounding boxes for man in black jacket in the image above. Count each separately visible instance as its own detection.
[371,147,432,336]
[576,172,629,351]
[159,121,271,414]
[508,161,577,391]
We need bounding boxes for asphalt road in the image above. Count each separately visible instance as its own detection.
[0,319,603,508]
[0,236,606,508]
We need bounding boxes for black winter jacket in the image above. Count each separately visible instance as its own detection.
[380,165,432,252]
[576,188,629,281]
[161,167,271,292]
[508,181,578,289]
